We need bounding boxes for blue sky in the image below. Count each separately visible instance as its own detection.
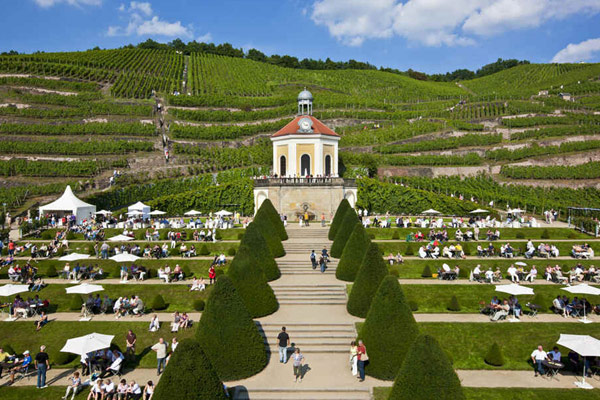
[2,0,600,74]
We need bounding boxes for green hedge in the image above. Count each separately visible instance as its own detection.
[239,222,280,281]
[329,199,351,240]
[257,199,288,240]
[336,223,371,282]
[331,207,359,258]
[347,242,389,318]
[252,210,285,258]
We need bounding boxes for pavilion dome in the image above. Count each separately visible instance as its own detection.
[297,89,313,101]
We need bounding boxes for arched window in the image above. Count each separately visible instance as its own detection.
[279,155,286,177]
[325,155,332,176]
[300,154,311,176]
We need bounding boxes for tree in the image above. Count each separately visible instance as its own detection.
[360,276,419,380]
[196,276,267,380]
[239,222,280,281]
[347,242,389,317]
[388,335,465,400]
[336,223,371,282]
[153,339,227,400]
[328,199,351,240]
[330,207,359,258]
[256,199,287,240]
[227,244,279,318]
[252,210,285,258]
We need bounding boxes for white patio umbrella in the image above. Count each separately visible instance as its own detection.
[66,283,104,295]
[515,261,527,267]
[184,210,202,216]
[0,284,29,297]
[421,209,441,215]
[59,252,90,261]
[95,210,112,215]
[127,210,143,215]
[561,284,600,324]
[215,209,233,217]
[495,283,535,322]
[557,334,600,389]
[469,209,489,214]
[149,210,166,216]
[109,253,140,263]
[108,234,134,242]
[60,333,114,356]
[509,208,526,214]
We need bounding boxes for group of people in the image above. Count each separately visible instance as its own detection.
[418,243,466,259]
[483,296,523,321]
[551,295,594,318]
[61,263,104,281]
[309,248,329,273]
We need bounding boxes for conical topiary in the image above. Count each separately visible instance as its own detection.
[151,294,167,310]
[447,295,461,312]
[252,210,285,258]
[360,276,419,380]
[530,293,547,312]
[69,295,83,311]
[153,339,227,400]
[257,199,287,241]
[196,275,267,380]
[240,222,280,281]
[484,342,505,367]
[227,244,279,318]
[331,207,359,258]
[328,199,351,240]
[347,242,389,317]
[336,223,371,282]
[421,265,432,278]
[388,335,465,400]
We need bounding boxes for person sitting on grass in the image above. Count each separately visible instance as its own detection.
[127,380,142,400]
[116,379,129,400]
[148,314,160,332]
[35,311,48,331]
[87,378,104,400]
[62,371,82,400]
[143,380,155,400]
[179,312,191,329]
[190,276,206,291]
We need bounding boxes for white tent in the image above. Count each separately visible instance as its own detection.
[149,210,166,216]
[108,234,134,242]
[557,334,600,389]
[562,284,600,323]
[469,209,489,214]
[184,210,202,216]
[39,185,96,224]
[421,209,441,215]
[215,210,233,217]
[59,253,90,261]
[128,201,150,220]
[109,253,140,263]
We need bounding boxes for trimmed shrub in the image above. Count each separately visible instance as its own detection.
[41,231,53,240]
[69,295,83,311]
[227,247,236,256]
[568,232,577,239]
[66,231,76,240]
[193,299,205,312]
[239,222,280,281]
[516,232,525,239]
[421,265,432,278]
[388,334,465,400]
[530,293,548,312]
[151,294,167,310]
[153,339,228,400]
[331,208,359,258]
[227,244,279,318]
[1,343,16,355]
[458,267,470,279]
[237,232,245,240]
[328,199,351,240]
[404,243,414,256]
[347,242,389,318]
[408,301,419,311]
[215,269,225,278]
[447,295,461,311]
[392,230,400,240]
[46,265,58,278]
[199,244,210,256]
[541,229,550,239]
[484,342,505,367]
[196,276,267,380]
[389,269,399,277]
[252,212,285,258]
[109,265,121,278]
[182,265,192,278]
[257,198,288,240]
[53,351,75,366]
[360,276,419,380]
[461,243,471,256]
[336,223,371,282]
[215,230,223,241]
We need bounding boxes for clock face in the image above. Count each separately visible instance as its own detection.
[299,117,312,131]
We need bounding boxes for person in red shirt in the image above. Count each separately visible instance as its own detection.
[8,241,15,257]
[356,340,367,382]
[208,266,216,284]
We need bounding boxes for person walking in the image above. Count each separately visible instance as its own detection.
[356,340,367,382]
[277,327,290,364]
[291,348,305,383]
[35,345,50,389]
[319,255,326,273]
[321,213,326,227]
[349,341,358,377]
[310,250,317,270]
[151,338,168,376]
[125,329,137,359]
[208,265,216,285]
[304,212,309,227]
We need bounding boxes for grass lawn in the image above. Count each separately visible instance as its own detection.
[347,283,600,313]
[389,259,597,279]
[373,387,600,400]
[0,321,196,369]
[8,283,210,313]
[367,227,590,241]
[358,322,600,370]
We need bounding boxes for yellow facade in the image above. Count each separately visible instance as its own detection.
[323,144,334,176]
[296,143,315,175]
[276,144,288,176]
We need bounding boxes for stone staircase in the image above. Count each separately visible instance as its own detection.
[271,285,346,305]
[233,387,371,399]
[260,322,355,354]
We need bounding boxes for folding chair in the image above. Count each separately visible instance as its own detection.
[525,302,540,318]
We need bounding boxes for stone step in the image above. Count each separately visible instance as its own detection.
[280,271,337,275]
[278,300,347,305]
[261,330,356,338]
[265,345,350,353]
[272,291,346,296]
[233,388,370,400]
[259,323,354,329]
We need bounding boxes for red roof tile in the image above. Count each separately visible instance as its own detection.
[272,115,339,138]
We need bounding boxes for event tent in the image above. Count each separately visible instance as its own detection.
[128,201,150,220]
[39,185,96,224]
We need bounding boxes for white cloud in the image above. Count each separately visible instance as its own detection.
[311,0,600,47]
[196,33,213,43]
[107,1,193,38]
[34,0,102,7]
[552,38,600,63]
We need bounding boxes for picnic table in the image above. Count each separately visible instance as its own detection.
[542,359,564,380]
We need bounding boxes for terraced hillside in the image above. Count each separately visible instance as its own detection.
[1,48,600,217]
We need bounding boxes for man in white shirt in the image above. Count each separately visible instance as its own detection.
[507,265,519,282]
[525,266,537,282]
[531,345,548,376]
[485,268,494,283]
[472,265,482,282]
[101,350,122,378]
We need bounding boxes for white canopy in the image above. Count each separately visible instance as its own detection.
[39,185,96,224]
[149,210,166,216]
[515,261,527,267]
[66,283,104,295]
[562,284,600,323]
[128,201,150,220]
[108,234,134,242]
[421,209,441,215]
[215,209,233,217]
[109,253,140,263]
[95,210,112,215]
[557,334,600,389]
[59,253,90,261]
[469,209,489,214]
[0,284,30,297]
[184,210,202,216]
[60,333,114,356]
[495,283,534,296]
[509,208,525,214]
